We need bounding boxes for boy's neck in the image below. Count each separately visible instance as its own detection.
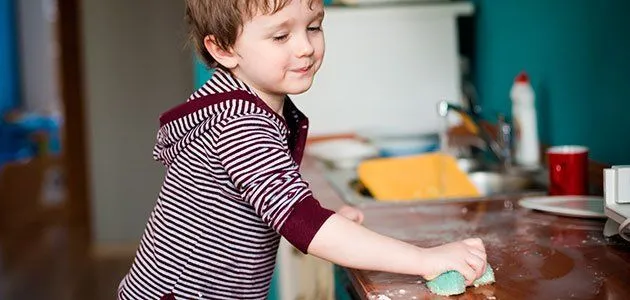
[258,94,285,118]
[227,70,286,118]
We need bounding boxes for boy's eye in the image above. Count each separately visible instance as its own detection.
[273,34,289,41]
[307,26,322,32]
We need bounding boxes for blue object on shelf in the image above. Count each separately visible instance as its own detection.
[16,112,62,154]
[0,112,62,168]
[0,121,33,167]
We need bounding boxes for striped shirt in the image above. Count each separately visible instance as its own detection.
[117,69,334,300]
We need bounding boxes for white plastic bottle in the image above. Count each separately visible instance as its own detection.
[510,71,540,169]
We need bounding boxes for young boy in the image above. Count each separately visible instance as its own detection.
[117,0,488,299]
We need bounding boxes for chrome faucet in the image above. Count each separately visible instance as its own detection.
[437,100,512,168]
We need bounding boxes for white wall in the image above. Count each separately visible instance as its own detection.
[81,0,193,244]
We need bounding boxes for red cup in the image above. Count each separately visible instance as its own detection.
[547,145,589,196]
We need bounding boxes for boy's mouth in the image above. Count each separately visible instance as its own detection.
[293,64,313,73]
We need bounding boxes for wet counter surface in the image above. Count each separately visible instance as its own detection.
[346,198,630,300]
[300,155,630,300]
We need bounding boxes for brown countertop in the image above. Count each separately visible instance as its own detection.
[301,155,630,300]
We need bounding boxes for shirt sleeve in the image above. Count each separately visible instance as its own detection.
[214,113,334,253]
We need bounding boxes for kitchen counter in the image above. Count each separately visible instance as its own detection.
[301,155,630,300]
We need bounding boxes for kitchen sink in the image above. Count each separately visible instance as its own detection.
[467,170,546,195]
[324,159,548,207]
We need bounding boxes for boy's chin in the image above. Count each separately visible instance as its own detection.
[284,80,315,96]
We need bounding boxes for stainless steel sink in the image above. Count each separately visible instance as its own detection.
[467,170,546,196]
[324,162,548,207]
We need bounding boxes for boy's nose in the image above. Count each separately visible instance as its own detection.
[294,36,314,57]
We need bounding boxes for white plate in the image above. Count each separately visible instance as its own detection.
[306,139,379,169]
[518,195,606,219]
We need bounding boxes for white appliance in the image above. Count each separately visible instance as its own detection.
[603,166,630,241]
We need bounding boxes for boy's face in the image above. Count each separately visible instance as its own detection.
[231,0,325,102]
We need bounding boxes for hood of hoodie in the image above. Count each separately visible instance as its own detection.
[152,69,309,167]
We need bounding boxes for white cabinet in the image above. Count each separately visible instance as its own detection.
[291,2,474,136]
[276,238,335,300]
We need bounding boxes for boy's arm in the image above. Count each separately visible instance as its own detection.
[310,214,423,274]
[213,113,334,251]
[212,113,487,284]
[307,214,488,285]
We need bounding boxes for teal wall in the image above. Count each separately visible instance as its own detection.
[194,59,214,88]
[472,0,630,165]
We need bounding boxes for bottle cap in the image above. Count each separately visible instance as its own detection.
[515,71,529,83]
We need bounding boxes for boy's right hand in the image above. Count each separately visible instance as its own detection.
[419,238,487,286]
[336,205,364,225]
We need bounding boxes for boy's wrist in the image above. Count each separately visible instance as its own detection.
[414,247,436,279]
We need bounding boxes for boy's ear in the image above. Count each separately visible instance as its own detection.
[204,35,238,69]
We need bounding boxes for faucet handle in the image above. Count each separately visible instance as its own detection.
[496,114,513,166]
[497,114,511,136]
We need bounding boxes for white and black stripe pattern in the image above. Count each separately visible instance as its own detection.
[118,69,333,300]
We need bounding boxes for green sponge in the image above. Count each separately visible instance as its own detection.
[426,264,495,296]
[472,264,495,287]
[426,270,466,296]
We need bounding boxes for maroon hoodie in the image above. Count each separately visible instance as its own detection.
[117,69,334,300]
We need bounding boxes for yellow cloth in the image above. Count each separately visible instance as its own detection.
[357,153,480,201]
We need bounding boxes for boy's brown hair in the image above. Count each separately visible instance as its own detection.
[186,0,318,68]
